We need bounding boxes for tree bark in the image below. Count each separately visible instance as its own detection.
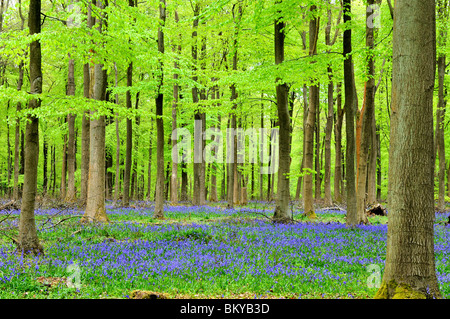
[113,62,121,205]
[65,57,77,202]
[375,0,441,299]
[436,0,447,212]
[18,0,44,255]
[82,0,109,223]
[355,0,377,224]
[80,1,95,207]
[273,0,291,222]
[123,61,133,206]
[170,10,181,205]
[343,0,358,226]
[303,5,319,219]
[13,61,24,201]
[154,0,166,219]
[334,83,344,203]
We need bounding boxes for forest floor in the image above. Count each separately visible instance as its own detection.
[0,200,449,299]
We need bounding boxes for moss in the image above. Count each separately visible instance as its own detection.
[392,284,426,299]
[305,210,317,220]
[373,282,389,299]
[374,280,426,299]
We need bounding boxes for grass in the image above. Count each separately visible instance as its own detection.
[0,202,448,299]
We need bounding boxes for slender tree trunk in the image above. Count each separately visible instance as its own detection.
[51,145,56,195]
[60,122,67,200]
[375,0,441,299]
[123,61,133,206]
[42,133,48,196]
[13,61,24,201]
[18,0,44,255]
[273,0,291,222]
[303,5,319,219]
[343,0,358,226]
[147,117,153,201]
[154,0,166,219]
[314,85,321,200]
[171,11,180,205]
[367,115,378,205]
[65,57,77,202]
[113,62,121,205]
[355,0,377,224]
[80,2,95,207]
[334,83,344,203]
[259,103,265,201]
[295,85,308,202]
[436,0,447,211]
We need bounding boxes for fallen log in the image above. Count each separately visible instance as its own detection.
[366,203,387,217]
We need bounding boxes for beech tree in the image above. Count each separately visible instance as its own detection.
[82,0,109,223]
[154,0,166,219]
[273,0,291,222]
[17,0,44,255]
[375,0,441,299]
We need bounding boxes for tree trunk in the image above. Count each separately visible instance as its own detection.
[18,0,44,255]
[375,0,441,299]
[355,0,377,224]
[147,117,153,201]
[170,11,181,205]
[113,62,121,205]
[303,5,319,219]
[273,1,291,222]
[154,0,166,219]
[65,57,77,202]
[123,61,133,206]
[80,2,95,207]
[42,133,48,196]
[13,61,24,201]
[343,0,358,226]
[436,0,447,211]
[82,0,109,223]
[60,121,67,200]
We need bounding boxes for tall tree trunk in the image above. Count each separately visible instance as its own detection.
[334,83,344,203]
[259,102,265,201]
[42,133,48,196]
[366,114,378,205]
[18,0,44,255]
[375,0,441,299]
[82,0,109,223]
[66,57,77,202]
[273,0,291,222]
[323,3,341,207]
[113,62,121,205]
[80,1,95,207]
[51,145,56,195]
[60,121,67,200]
[303,5,319,219]
[123,61,133,206]
[343,0,358,226]
[437,55,446,211]
[355,0,377,224]
[295,85,308,202]
[147,117,153,201]
[192,3,205,206]
[154,0,166,219]
[13,61,24,201]
[324,68,334,207]
[436,0,447,212]
[171,10,180,205]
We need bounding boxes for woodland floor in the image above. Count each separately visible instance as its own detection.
[0,200,449,299]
